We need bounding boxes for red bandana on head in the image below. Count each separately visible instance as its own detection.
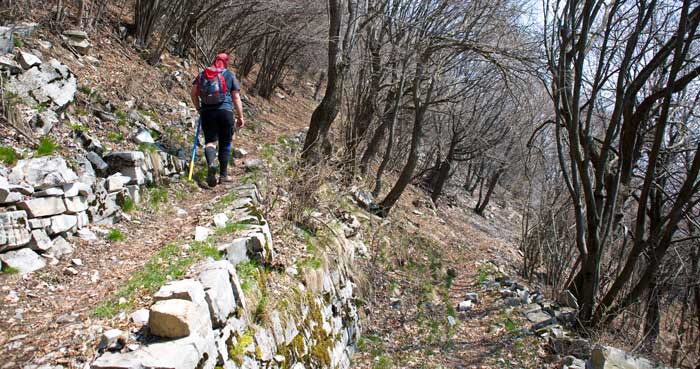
[203,53,229,79]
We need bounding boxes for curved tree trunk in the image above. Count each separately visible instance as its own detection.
[302,0,345,164]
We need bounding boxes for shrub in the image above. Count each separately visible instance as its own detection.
[121,197,135,213]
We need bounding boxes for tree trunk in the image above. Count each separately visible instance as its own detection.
[642,281,660,350]
[430,160,452,204]
[313,71,326,101]
[475,169,501,215]
[301,0,345,165]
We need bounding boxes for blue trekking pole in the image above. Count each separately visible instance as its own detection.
[188,116,202,181]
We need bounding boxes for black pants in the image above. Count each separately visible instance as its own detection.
[201,109,234,174]
[201,109,234,146]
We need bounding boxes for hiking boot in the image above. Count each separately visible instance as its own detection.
[206,166,217,188]
[219,175,234,184]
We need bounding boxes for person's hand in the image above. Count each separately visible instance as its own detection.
[236,116,245,129]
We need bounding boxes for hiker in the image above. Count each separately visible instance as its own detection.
[191,53,245,187]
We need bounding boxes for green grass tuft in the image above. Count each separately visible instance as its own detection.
[215,222,249,236]
[0,146,19,165]
[138,143,157,153]
[147,187,168,209]
[1,265,20,274]
[13,37,23,48]
[35,137,59,157]
[106,229,125,242]
[93,240,221,318]
[121,197,135,213]
[229,332,254,365]
[107,132,124,141]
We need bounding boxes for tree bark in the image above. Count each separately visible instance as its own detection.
[301,0,345,164]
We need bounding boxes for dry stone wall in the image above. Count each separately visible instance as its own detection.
[0,151,187,274]
[91,184,361,369]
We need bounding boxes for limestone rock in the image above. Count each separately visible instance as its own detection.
[590,345,672,369]
[219,238,249,266]
[0,55,21,74]
[6,58,77,109]
[105,174,131,193]
[253,326,276,362]
[35,187,64,197]
[457,300,473,312]
[133,129,155,145]
[550,336,592,359]
[10,157,79,189]
[18,197,66,218]
[130,309,149,325]
[28,229,52,251]
[213,213,228,228]
[198,262,237,327]
[28,217,51,230]
[148,299,210,339]
[0,248,46,274]
[63,182,92,198]
[17,51,41,70]
[558,290,579,310]
[0,210,30,251]
[92,332,217,369]
[0,188,23,204]
[49,236,74,259]
[195,226,210,242]
[87,152,109,177]
[154,279,207,305]
[49,214,78,234]
[98,329,127,352]
[64,196,89,214]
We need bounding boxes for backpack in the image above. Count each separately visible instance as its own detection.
[198,68,228,105]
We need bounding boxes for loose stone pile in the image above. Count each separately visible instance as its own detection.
[483,270,676,369]
[91,184,360,369]
[0,151,186,274]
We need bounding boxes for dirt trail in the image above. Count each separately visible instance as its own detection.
[352,193,540,369]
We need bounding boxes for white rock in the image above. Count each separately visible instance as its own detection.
[9,157,79,189]
[194,226,210,242]
[71,258,82,266]
[105,174,131,192]
[6,59,77,108]
[34,187,64,197]
[49,214,78,234]
[130,308,150,325]
[213,213,228,229]
[64,195,89,214]
[0,248,46,274]
[0,189,23,204]
[457,300,473,312]
[98,329,126,352]
[63,182,92,197]
[49,236,74,259]
[28,229,53,251]
[18,196,67,218]
[17,51,41,70]
[133,129,155,144]
[77,228,97,241]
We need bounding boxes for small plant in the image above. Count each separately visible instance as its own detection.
[138,143,157,153]
[297,257,322,270]
[229,332,254,365]
[107,132,124,141]
[147,187,168,209]
[0,146,19,165]
[107,229,125,242]
[70,123,86,132]
[121,197,135,213]
[35,137,59,157]
[215,222,249,236]
[1,265,20,274]
[13,36,23,48]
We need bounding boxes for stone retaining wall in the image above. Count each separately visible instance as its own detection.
[91,184,360,369]
[0,150,187,274]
